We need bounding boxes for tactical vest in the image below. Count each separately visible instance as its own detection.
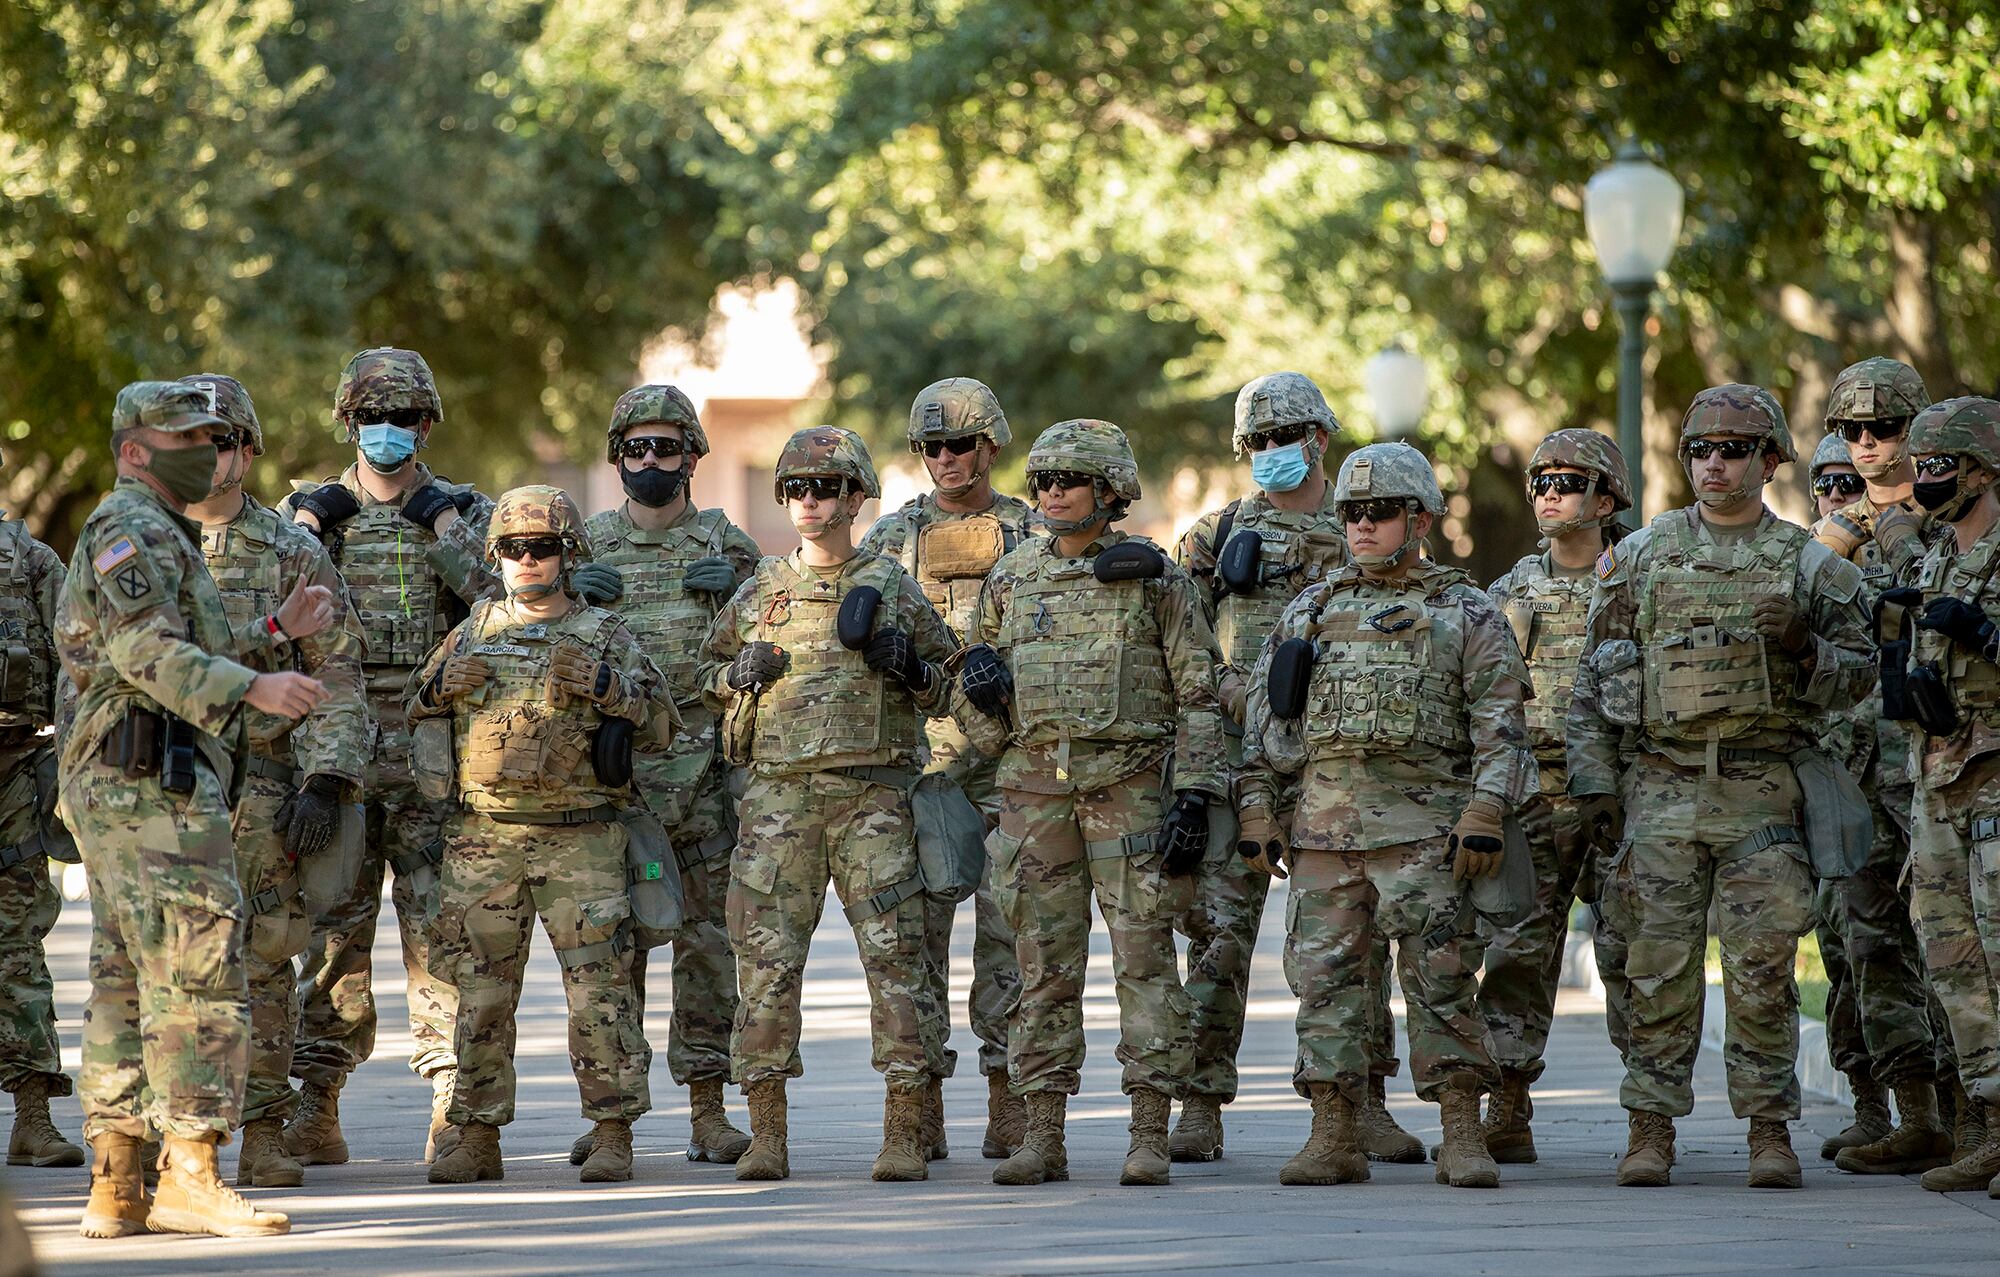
[1633,514,1808,745]
[1002,550,1175,742]
[590,510,729,704]
[747,555,917,765]
[1913,532,2000,725]
[331,501,455,677]
[453,602,615,803]
[894,498,1031,636]
[1299,574,1471,760]
[1212,501,1348,672]
[200,510,299,753]
[1497,558,1592,760]
[0,521,52,736]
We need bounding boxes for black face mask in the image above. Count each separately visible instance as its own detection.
[1913,477,1959,512]
[621,464,687,508]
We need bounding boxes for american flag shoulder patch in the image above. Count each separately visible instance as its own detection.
[93,537,138,575]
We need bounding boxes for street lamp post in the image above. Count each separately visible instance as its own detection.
[1363,341,1430,441]
[1585,140,1684,521]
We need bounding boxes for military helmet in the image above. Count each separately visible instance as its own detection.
[1025,419,1142,504]
[485,485,593,561]
[1826,357,1929,425]
[1232,372,1340,457]
[909,378,1010,449]
[1525,428,1631,512]
[1809,431,1854,478]
[1678,383,1795,463]
[333,347,443,431]
[1909,397,2000,476]
[607,384,707,462]
[179,373,262,454]
[773,426,881,501]
[112,381,226,437]
[1334,442,1445,515]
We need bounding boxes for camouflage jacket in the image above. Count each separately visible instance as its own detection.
[1905,516,2000,802]
[1175,481,1349,686]
[1811,494,1927,807]
[1486,551,1596,784]
[0,519,64,794]
[860,489,1039,638]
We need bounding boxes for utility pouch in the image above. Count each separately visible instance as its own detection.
[911,772,986,903]
[115,710,161,779]
[0,643,29,707]
[1791,747,1872,879]
[1466,813,1534,927]
[1217,529,1263,595]
[918,518,1005,580]
[1267,637,1314,720]
[300,802,366,918]
[622,806,685,948]
[410,715,458,802]
[1093,541,1166,583]
[592,717,635,788]
[1907,661,1961,737]
[837,586,882,651]
[161,715,197,796]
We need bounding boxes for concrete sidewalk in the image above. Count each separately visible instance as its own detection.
[12,885,2000,1275]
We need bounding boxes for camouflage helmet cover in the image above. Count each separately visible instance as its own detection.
[909,378,1011,449]
[333,347,443,430]
[1825,357,1929,424]
[485,484,593,561]
[607,384,708,461]
[112,381,226,438]
[1333,442,1445,515]
[1809,431,1854,477]
[1678,383,1795,463]
[178,373,262,454]
[773,426,881,501]
[1232,371,1340,456]
[1525,427,1631,511]
[1026,419,1142,504]
[1909,396,2000,477]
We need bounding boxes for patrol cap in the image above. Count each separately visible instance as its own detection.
[178,373,262,454]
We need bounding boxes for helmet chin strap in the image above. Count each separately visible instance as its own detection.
[1534,474,1604,549]
[933,441,989,501]
[1934,464,1994,523]
[1348,502,1422,569]
[1040,480,1112,534]
[1851,446,1903,481]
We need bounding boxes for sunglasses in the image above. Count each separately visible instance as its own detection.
[212,431,246,454]
[1338,498,1411,525]
[1684,438,1761,461]
[493,535,565,562]
[781,476,849,502]
[356,408,430,430]
[1834,417,1907,444]
[1529,472,1594,497]
[1813,473,1866,497]
[918,436,982,459]
[1029,470,1097,495]
[1245,424,1311,451]
[1915,455,1960,478]
[617,436,687,461]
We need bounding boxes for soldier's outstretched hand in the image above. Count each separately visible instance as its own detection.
[275,577,337,642]
[246,671,329,720]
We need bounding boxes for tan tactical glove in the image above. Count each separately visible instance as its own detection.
[548,644,626,710]
[435,653,491,703]
[1872,504,1923,560]
[1236,806,1289,880]
[1218,668,1249,727]
[1448,793,1506,881]
[1750,595,1812,655]
[1813,508,1870,560]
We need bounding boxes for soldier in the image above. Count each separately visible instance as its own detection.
[1893,396,2000,1194]
[177,374,369,1189]
[409,486,674,1185]
[701,427,955,1183]
[858,378,1032,1161]
[1479,429,1637,1163]
[1173,372,1422,1166]
[61,381,329,1238]
[1569,384,1874,1190]
[1238,441,1532,1190]
[570,385,758,1167]
[281,347,497,1165]
[0,456,79,1171]
[960,419,1223,1189]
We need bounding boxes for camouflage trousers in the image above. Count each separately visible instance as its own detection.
[1616,755,1813,1121]
[231,769,312,1124]
[0,751,65,1095]
[1908,777,2000,1106]
[1174,840,1270,1101]
[727,771,942,1085]
[992,766,1194,1098]
[293,774,457,1087]
[1284,839,1494,1103]
[1477,791,1597,1079]
[434,810,648,1126]
[64,760,246,1141]
[920,723,1020,1079]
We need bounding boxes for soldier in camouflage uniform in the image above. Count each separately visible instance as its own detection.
[1173,372,1420,1166]
[960,419,1224,1189]
[180,374,370,1190]
[568,385,758,1168]
[410,486,675,1185]
[1569,384,1874,1190]
[0,460,79,1172]
[61,381,330,1238]
[1239,441,1533,1190]
[281,348,497,1165]
[1892,396,2000,1194]
[1478,428,1636,1164]
[701,427,955,1183]
[858,378,1031,1161]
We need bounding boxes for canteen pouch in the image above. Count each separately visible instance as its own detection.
[912,772,986,903]
[1092,541,1167,583]
[1791,747,1872,879]
[300,802,366,918]
[1217,529,1263,595]
[1267,637,1314,720]
[621,806,685,947]
[1467,813,1534,927]
[592,716,635,788]
[1874,587,1920,721]
[410,715,458,802]
[837,585,881,651]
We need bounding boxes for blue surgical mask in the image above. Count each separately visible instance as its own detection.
[357,423,419,471]
[1250,440,1311,493]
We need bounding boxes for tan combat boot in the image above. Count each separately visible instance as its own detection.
[579,1118,633,1183]
[687,1077,751,1164]
[78,1132,150,1239]
[569,1126,598,1167]
[983,1072,1025,1159]
[1483,1068,1536,1165]
[992,1091,1068,1185]
[7,1076,83,1168]
[1921,1101,2000,1192]
[1616,1110,1676,1187]
[427,1120,503,1184]
[872,1081,928,1182]
[1951,1082,1988,1162]
[1747,1117,1802,1189]
[425,1071,460,1165]
[1279,1083,1369,1186]
[1433,1075,1499,1189]
[921,1074,948,1161]
[282,1080,348,1165]
[1118,1087,1172,1186]
[1360,1075,1423,1163]
[1169,1093,1224,1163]
[235,1116,304,1189]
[139,1136,160,1187]
[149,1135,290,1236]
[1835,1078,1951,1174]
[1820,1076,1891,1160]
[735,1079,790,1181]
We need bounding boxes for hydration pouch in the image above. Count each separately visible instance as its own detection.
[161,714,197,796]
[592,717,635,788]
[1874,588,1920,722]
[621,806,685,947]
[1267,637,1314,720]
[837,585,881,651]
[1217,529,1264,595]
[1791,747,1873,879]
[1093,541,1167,583]
[1907,661,1961,737]
[409,715,458,802]
[912,772,987,903]
[1467,813,1534,927]
[300,802,366,918]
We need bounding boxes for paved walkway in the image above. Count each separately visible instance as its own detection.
[12,886,2000,1275]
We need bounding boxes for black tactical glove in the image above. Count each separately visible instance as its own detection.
[727,641,789,691]
[276,774,344,861]
[402,483,457,530]
[296,483,361,534]
[684,556,740,596]
[960,643,1013,718]
[1577,792,1625,863]
[863,626,929,691]
[1158,791,1210,877]
[1918,596,2000,661]
[571,562,624,606]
